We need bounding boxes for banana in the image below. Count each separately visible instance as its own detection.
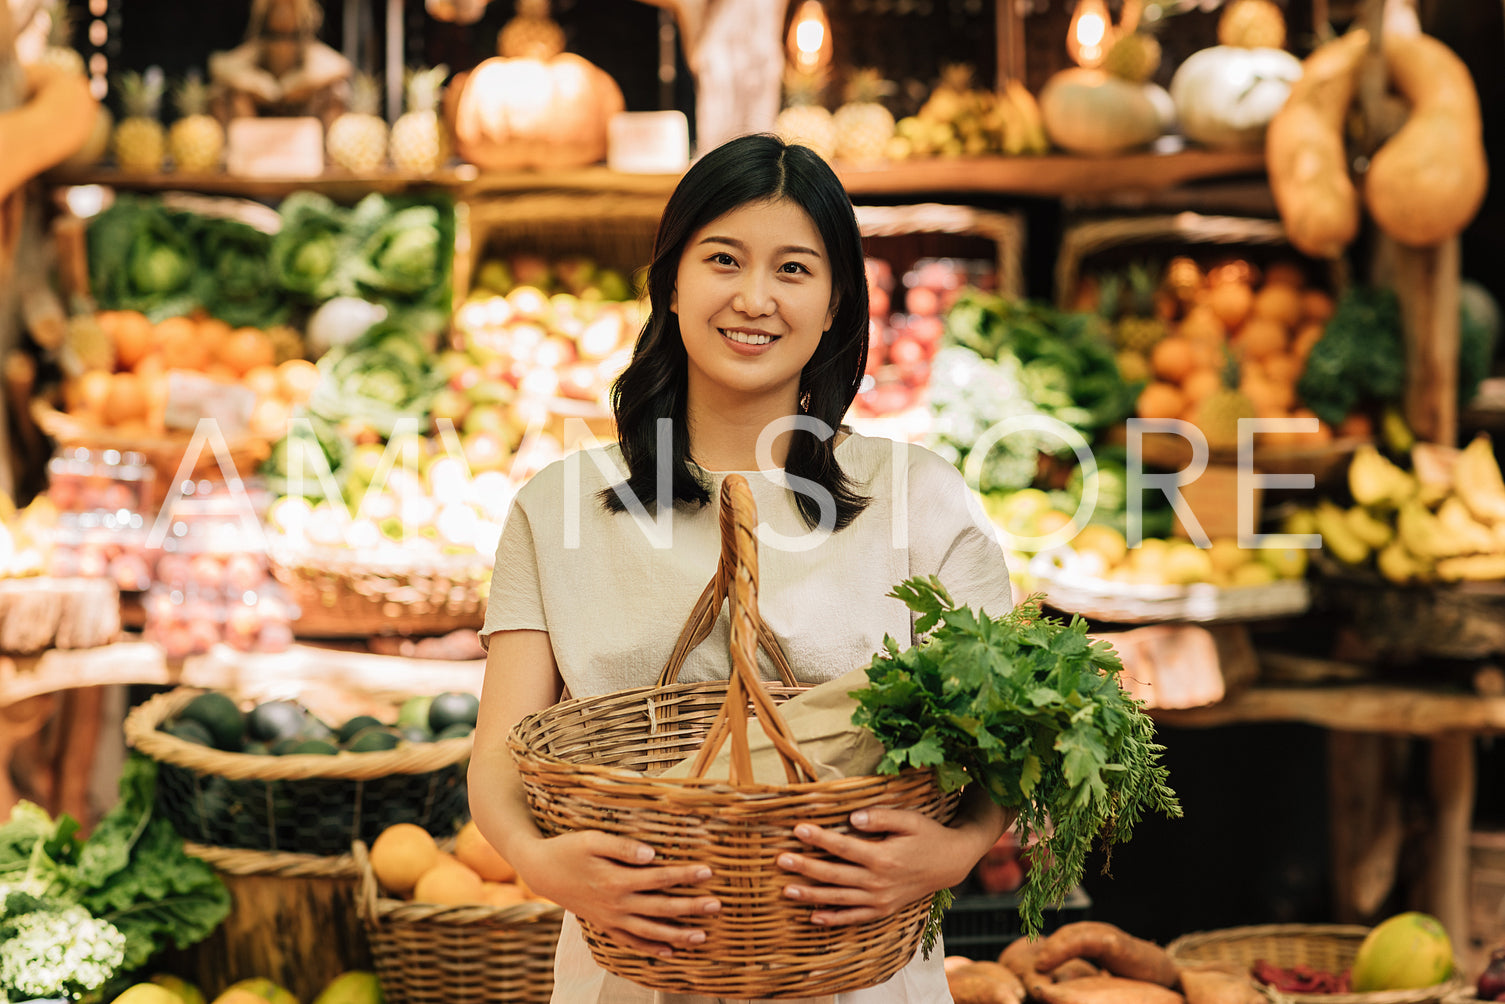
[1435,553,1505,582]
[1345,505,1395,550]
[1454,433,1505,524]
[1411,442,1459,506]
[1376,540,1433,585]
[1003,79,1049,154]
[992,88,1030,156]
[1436,496,1501,554]
[1347,444,1417,509]
[1283,507,1319,537]
[1315,500,1371,565]
[1397,499,1475,560]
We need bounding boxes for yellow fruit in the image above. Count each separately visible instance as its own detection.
[114,986,183,1004]
[213,979,297,1004]
[1205,538,1249,575]
[1229,561,1278,587]
[1162,542,1216,585]
[210,993,265,1004]
[150,974,207,1004]
[311,970,383,1004]
[1072,524,1128,568]
[369,823,439,897]
[1350,912,1454,992]
[455,819,516,882]
[1259,545,1311,580]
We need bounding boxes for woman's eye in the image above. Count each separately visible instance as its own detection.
[709,252,737,266]
[779,261,811,275]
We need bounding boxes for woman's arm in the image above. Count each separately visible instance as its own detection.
[774,784,1011,926]
[468,629,724,957]
[0,65,97,200]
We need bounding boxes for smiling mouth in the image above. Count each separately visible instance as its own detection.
[721,329,778,346]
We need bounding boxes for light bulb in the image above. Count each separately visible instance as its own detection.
[1067,0,1115,69]
[786,0,833,73]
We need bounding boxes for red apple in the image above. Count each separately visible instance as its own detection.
[868,285,890,319]
[907,314,944,349]
[888,335,925,367]
[905,285,941,317]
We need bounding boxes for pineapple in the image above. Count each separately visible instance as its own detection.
[498,0,566,59]
[326,73,389,173]
[112,70,166,173]
[1193,387,1257,450]
[1104,32,1162,83]
[168,74,225,172]
[38,0,86,77]
[389,65,450,175]
[832,69,896,164]
[918,64,977,125]
[774,67,836,162]
[1218,0,1287,49]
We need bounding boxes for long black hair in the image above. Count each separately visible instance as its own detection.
[600,134,871,531]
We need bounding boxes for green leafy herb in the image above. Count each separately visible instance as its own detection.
[852,577,1181,941]
[1296,287,1406,426]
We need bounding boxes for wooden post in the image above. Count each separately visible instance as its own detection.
[1327,731,1407,922]
[1371,235,1462,447]
[996,0,1027,86]
[1429,732,1475,956]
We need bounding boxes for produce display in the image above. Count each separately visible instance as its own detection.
[159,689,479,754]
[367,819,551,907]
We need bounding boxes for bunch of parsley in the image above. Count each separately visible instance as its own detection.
[852,577,1181,943]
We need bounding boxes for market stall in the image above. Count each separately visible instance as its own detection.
[1,0,1503,1001]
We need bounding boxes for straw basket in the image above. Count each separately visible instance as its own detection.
[353,839,563,1004]
[508,474,957,999]
[31,401,272,514]
[124,688,471,856]
[265,537,490,639]
[1166,924,1465,1004]
[854,202,1026,300]
[161,844,371,1002]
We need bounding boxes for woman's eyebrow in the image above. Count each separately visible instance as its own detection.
[696,235,825,258]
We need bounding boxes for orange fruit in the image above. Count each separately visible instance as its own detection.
[249,398,292,441]
[1177,305,1227,346]
[1301,289,1335,324]
[103,371,148,425]
[111,311,156,370]
[1181,368,1225,405]
[197,317,232,357]
[412,858,486,906]
[276,358,321,404]
[1263,351,1302,386]
[1240,375,1295,417]
[1209,280,1254,330]
[455,820,516,882]
[73,369,114,418]
[1150,337,1198,384]
[1137,382,1187,421]
[157,317,211,371]
[482,882,528,908]
[369,823,439,897]
[1251,283,1303,330]
[1292,322,1326,363]
[218,328,276,377]
[1234,318,1288,361]
[1336,412,1375,439]
[242,365,282,401]
[1263,261,1308,289]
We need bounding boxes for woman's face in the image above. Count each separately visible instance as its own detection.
[671,197,838,412]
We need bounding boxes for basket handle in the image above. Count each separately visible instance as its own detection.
[352,839,381,930]
[679,475,819,786]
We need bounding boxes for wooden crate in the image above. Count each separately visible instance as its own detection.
[854,202,1026,302]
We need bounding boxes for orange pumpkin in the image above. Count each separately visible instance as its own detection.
[451,1,624,171]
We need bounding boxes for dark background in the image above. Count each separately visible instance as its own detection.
[70,0,1505,947]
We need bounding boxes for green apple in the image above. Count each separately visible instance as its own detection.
[463,404,509,438]
[475,259,513,294]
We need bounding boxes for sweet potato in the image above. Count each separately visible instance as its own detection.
[1033,974,1187,1004]
[1031,922,1181,988]
[1265,30,1370,259]
[1363,31,1488,247]
[1178,968,1267,1004]
[1053,959,1103,982]
[1000,936,1054,999]
[949,961,1029,1004]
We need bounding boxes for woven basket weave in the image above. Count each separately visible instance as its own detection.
[125,688,471,855]
[353,839,563,1004]
[508,474,955,999]
[1166,924,1465,1004]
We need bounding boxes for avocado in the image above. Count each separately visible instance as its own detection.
[247,700,309,744]
[434,722,475,741]
[164,719,215,746]
[337,714,385,743]
[346,726,403,752]
[399,725,432,743]
[428,691,480,733]
[270,736,308,756]
[287,738,339,756]
[242,740,269,756]
[396,695,434,732]
[179,691,245,751]
[300,715,338,742]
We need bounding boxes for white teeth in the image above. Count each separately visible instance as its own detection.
[723,330,774,345]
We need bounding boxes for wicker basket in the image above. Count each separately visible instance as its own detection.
[124,687,471,856]
[854,202,1026,300]
[1166,924,1466,1004]
[265,536,490,639]
[31,400,272,514]
[353,839,563,1004]
[508,474,957,999]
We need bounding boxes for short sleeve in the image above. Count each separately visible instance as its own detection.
[904,445,1015,618]
[479,499,548,648]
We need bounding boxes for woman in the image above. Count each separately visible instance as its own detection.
[470,133,1014,1003]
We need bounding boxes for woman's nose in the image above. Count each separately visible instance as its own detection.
[733,274,776,317]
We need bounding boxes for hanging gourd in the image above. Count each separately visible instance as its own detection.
[1169,0,1302,150]
[451,0,625,171]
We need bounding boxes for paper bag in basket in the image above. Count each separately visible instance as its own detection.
[657,667,885,784]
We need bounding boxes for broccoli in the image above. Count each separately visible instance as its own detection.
[1296,287,1406,427]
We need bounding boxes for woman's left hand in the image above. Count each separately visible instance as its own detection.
[775,805,1001,926]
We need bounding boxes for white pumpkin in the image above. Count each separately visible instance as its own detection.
[1169,46,1303,149]
[1039,68,1164,155]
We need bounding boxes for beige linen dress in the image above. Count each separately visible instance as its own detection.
[482,432,1015,1004]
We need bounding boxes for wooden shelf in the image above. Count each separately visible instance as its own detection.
[1151,682,1505,736]
[45,149,1269,203]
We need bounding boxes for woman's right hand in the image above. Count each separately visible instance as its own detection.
[514,830,721,957]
